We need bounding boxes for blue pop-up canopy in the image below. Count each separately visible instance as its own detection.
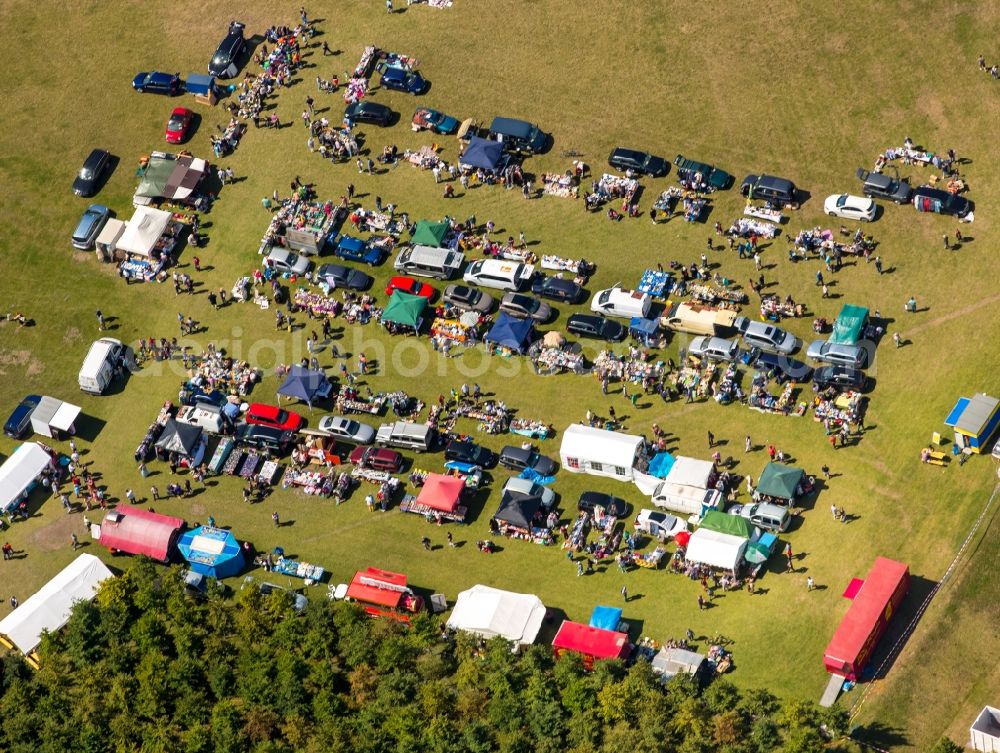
[460,136,505,171]
[589,605,623,632]
[485,313,534,353]
[647,452,675,479]
[177,525,245,579]
[277,364,331,409]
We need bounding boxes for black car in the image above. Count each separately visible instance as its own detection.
[235,424,294,456]
[674,154,733,190]
[132,71,181,95]
[578,491,629,519]
[531,275,582,303]
[209,21,246,78]
[4,395,41,438]
[608,147,668,177]
[739,174,798,207]
[813,365,865,391]
[751,350,813,384]
[344,101,394,127]
[73,149,111,197]
[566,314,626,342]
[379,66,427,94]
[911,186,971,218]
[444,439,496,468]
[316,263,372,291]
[855,168,912,204]
[499,445,558,476]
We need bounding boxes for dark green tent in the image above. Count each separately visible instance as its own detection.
[699,510,752,539]
[410,220,450,248]
[382,291,427,331]
[756,462,804,500]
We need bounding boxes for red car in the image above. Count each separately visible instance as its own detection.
[245,403,303,432]
[384,276,436,299]
[164,107,194,144]
[349,446,403,473]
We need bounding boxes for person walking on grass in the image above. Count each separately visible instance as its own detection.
[807,576,815,591]
[96,310,105,331]
[272,511,280,527]
[707,430,715,448]
[70,533,79,550]
[421,536,431,551]
[745,435,752,453]
[621,585,628,602]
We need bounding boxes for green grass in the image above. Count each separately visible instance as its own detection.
[1,1,999,748]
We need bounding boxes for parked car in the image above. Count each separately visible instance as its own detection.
[912,186,971,218]
[72,148,111,197]
[566,314,626,342]
[502,477,556,510]
[243,577,307,613]
[182,569,227,599]
[316,263,372,290]
[531,275,582,303]
[607,147,668,177]
[411,107,459,134]
[380,66,427,94]
[245,403,304,432]
[265,247,311,276]
[823,194,876,222]
[751,351,813,384]
[317,416,375,444]
[734,317,797,355]
[688,336,740,362]
[589,287,651,319]
[856,168,912,204]
[813,365,866,391]
[442,284,494,313]
[132,71,181,95]
[728,502,790,533]
[71,204,111,250]
[499,293,552,322]
[164,107,194,144]
[349,446,404,472]
[463,259,535,291]
[208,21,246,78]
[385,276,436,299]
[674,154,733,190]
[488,117,547,154]
[578,491,629,518]
[444,439,496,468]
[805,340,867,368]
[4,395,41,438]
[234,424,294,456]
[334,235,383,266]
[499,445,557,476]
[739,174,798,207]
[344,101,393,126]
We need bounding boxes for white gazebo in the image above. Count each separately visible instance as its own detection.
[447,585,546,646]
[559,424,644,481]
[971,706,1000,752]
[116,206,172,258]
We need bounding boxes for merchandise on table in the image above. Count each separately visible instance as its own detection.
[688,283,747,305]
[726,217,780,239]
[272,557,325,581]
[744,203,785,223]
[532,347,585,375]
[261,197,340,254]
[597,173,639,199]
[405,145,440,169]
[637,269,671,297]
[541,172,579,198]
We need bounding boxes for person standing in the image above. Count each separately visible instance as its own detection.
[151,485,159,501]
[386,0,393,12]
[745,435,752,453]
[447,531,455,548]
[9,596,17,609]
[874,256,883,275]
[71,533,79,550]
[942,234,949,250]
[821,464,830,480]
[707,430,715,448]
[697,594,705,610]
[96,310,105,331]
[906,296,917,313]
[621,585,628,602]
[807,576,815,591]
[893,332,902,347]
[421,536,431,550]
[272,511,280,527]
[125,489,136,505]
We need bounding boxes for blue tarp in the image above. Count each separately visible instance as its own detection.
[518,467,555,485]
[185,73,215,95]
[460,136,505,171]
[647,452,675,479]
[589,605,623,631]
[485,313,534,353]
[177,525,245,579]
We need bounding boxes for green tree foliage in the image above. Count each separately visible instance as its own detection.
[0,561,852,752]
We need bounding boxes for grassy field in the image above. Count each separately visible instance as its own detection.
[1,1,999,748]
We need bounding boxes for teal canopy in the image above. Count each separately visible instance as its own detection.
[756,462,804,500]
[382,291,427,330]
[411,220,450,248]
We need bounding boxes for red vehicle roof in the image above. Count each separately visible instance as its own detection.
[385,276,434,298]
[824,557,909,677]
[98,505,185,562]
[552,620,631,660]
[246,402,302,431]
[347,567,411,609]
[415,473,464,513]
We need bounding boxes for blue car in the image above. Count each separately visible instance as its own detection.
[132,71,181,95]
[4,395,41,438]
[380,67,427,95]
[334,235,383,266]
[72,204,111,250]
[412,107,459,135]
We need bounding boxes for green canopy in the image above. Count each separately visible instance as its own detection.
[829,304,869,345]
[699,510,752,539]
[411,220,450,248]
[382,291,427,330]
[756,462,804,500]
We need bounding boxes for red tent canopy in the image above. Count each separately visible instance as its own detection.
[98,505,185,562]
[415,473,464,513]
[346,567,411,608]
[552,620,631,661]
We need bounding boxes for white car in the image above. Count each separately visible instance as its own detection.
[824,194,876,222]
[589,287,652,319]
[317,415,376,444]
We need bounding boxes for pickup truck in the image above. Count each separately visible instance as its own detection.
[673,154,733,190]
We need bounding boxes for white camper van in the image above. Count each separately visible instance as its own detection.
[78,338,126,395]
[650,482,724,516]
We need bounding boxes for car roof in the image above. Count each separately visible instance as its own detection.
[83,149,109,167]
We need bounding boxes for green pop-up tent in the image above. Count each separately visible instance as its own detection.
[410,220,450,248]
[755,462,804,501]
[699,510,752,539]
[381,291,427,332]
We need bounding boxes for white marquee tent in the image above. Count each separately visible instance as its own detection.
[559,424,643,481]
[684,528,748,571]
[971,706,1000,752]
[116,206,172,258]
[0,553,114,657]
[0,442,54,513]
[447,584,547,646]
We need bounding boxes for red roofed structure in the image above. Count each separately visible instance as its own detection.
[97,506,184,562]
[346,567,424,622]
[552,620,631,669]
[823,557,909,680]
[415,473,464,513]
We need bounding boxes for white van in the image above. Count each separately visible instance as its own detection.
[590,287,652,319]
[661,302,737,336]
[375,421,434,452]
[463,259,535,291]
[394,246,465,280]
[79,338,126,395]
[734,502,791,533]
[176,403,225,434]
[651,482,724,516]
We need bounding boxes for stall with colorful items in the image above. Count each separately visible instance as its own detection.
[760,294,807,321]
[744,202,785,224]
[336,386,386,415]
[541,171,579,198]
[813,390,862,430]
[491,492,553,545]
[271,554,325,583]
[430,313,480,350]
[637,268,672,297]
[540,255,594,282]
[400,472,467,522]
[115,206,187,282]
[261,197,341,255]
[688,283,747,307]
[454,400,511,434]
[727,217,779,239]
[593,350,664,385]
[509,418,551,440]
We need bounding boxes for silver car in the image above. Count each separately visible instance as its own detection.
[265,247,312,276]
[734,317,796,355]
[443,284,494,313]
[688,336,740,362]
[805,340,866,368]
[502,477,556,510]
[317,416,376,444]
[499,293,552,322]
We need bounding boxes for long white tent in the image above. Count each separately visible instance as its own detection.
[447,585,547,646]
[0,553,113,656]
[0,442,54,513]
[559,424,644,480]
[684,528,748,571]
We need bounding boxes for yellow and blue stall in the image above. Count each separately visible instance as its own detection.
[944,393,1000,453]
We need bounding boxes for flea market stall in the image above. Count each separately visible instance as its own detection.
[28,396,82,439]
[116,206,186,280]
[944,393,1000,453]
[754,462,806,505]
[97,505,184,562]
[447,585,547,646]
[492,491,552,544]
[0,442,58,514]
[400,473,467,522]
[177,525,245,579]
[276,364,332,410]
[484,313,535,355]
[381,291,427,335]
[133,151,209,208]
[346,567,424,622]
[262,197,342,255]
[154,418,207,469]
[684,528,748,571]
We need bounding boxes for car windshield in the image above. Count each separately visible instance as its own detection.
[344,420,360,434]
[285,253,300,267]
[836,195,848,207]
[212,53,227,65]
[167,116,184,129]
[79,167,93,180]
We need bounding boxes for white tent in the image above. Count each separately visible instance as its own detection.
[666,456,715,489]
[684,528,748,571]
[971,706,1000,752]
[0,553,113,656]
[559,424,643,481]
[0,442,54,513]
[447,585,547,646]
[29,396,82,438]
[116,206,171,258]
[95,218,126,256]
[651,646,706,679]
